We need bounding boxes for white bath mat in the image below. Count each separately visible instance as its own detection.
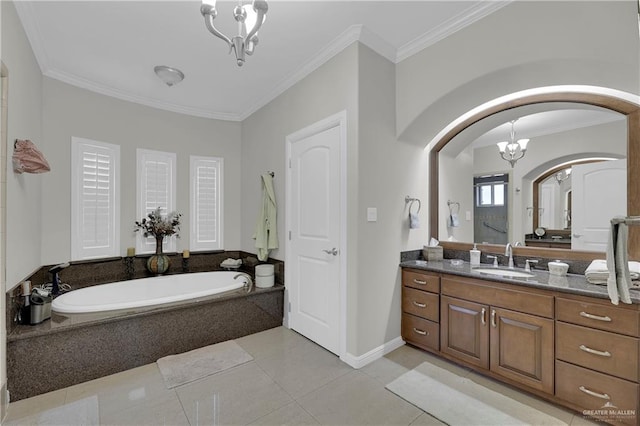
[157,340,253,389]
[386,362,570,425]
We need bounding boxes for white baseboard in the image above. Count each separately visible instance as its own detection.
[340,336,405,369]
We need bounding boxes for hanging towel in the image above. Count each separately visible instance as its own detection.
[409,212,420,229]
[12,139,51,174]
[448,213,459,228]
[606,217,632,305]
[253,173,279,261]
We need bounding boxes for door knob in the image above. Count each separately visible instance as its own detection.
[323,247,338,256]
[572,233,582,238]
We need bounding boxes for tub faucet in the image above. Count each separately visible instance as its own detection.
[505,243,514,269]
[234,273,253,293]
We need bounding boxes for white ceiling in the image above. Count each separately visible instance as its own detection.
[14,0,510,121]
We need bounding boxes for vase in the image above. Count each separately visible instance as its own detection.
[146,236,170,275]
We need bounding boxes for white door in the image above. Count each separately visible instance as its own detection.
[286,115,344,355]
[572,159,626,251]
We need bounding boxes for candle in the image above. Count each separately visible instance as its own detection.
[127,247,135,257]
[183,249,190,259]
[21,280,31,296]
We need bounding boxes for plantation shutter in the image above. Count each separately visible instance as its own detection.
[71,138,120,260]
[136,149,177,254]
[190,156,223,251]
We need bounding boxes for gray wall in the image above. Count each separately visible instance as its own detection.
[41,79,242,266]
[2,1,43,290]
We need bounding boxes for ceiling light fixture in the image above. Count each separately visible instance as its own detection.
[496,119,530,168]
[154,65,185,86]
[200,0,268,67]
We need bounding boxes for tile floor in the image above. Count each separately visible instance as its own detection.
[4,326,595,425]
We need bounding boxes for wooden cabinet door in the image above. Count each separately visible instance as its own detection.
[441,295,489,369]
[490,307,554,394]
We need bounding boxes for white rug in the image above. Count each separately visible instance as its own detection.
[386,362,570,426]
[157,340,253,389]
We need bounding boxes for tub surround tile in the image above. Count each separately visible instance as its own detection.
[6,250,284,337]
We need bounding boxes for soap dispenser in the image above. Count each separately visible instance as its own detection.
[470,243,481,266]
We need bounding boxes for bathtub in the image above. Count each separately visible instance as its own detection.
[52,271,249,314]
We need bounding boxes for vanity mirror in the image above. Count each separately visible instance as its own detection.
[430,89,640,260]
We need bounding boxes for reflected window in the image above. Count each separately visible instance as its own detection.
[475,175,507,207]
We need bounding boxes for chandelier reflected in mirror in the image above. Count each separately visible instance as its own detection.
[200,0,268,67]
[496,119,530,168]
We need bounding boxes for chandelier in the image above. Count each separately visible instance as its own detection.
[200,0,268,67]
[496,119,530,168]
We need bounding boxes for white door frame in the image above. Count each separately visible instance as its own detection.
[285,110,348,360]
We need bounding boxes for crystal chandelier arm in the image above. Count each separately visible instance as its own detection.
[245,0,268,42]
[201,8,232,47]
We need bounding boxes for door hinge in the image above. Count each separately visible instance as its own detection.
[288,302,291,313]
[289,231,292,240]
[288,158,291,168]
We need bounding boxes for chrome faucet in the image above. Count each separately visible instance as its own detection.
[505,243,514,269]
[234,273,253,293]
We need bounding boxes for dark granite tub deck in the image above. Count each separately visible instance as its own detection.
[7,285,284,402]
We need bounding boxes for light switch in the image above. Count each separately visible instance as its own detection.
[367,207,377,222]
[466,211,471,221]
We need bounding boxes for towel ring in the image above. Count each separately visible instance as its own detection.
[405,196,421,214]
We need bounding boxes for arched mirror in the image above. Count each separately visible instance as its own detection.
[430,89,640,260]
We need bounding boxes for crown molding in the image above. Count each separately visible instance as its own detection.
[13,1,50,74]
[239,24,364,121]
[396,0,513,63]
[15,1,511,122]
[45,68,242,121]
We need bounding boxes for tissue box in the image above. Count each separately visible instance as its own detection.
[423,246,443,262]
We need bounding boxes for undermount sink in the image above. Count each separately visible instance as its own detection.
[472,267,536,278]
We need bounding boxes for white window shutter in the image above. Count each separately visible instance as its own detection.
[136,149,177,254]
[71,138,120,260]
[190,156,223,251]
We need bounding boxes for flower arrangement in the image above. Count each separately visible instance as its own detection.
[134,207,182,240]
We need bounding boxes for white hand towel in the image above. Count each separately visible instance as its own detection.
[606,219,632,305]
[409,212,420,229]
[449,213,459,228]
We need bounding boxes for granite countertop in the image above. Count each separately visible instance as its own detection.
[400,259,640,304]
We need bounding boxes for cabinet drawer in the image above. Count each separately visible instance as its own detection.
[556,360,638,425]
[441,276,553,318]
[556,297,640,337]
[403,270,440,293]
[402,287,439,321]
[402,314,439,351]
[556,322,639,381]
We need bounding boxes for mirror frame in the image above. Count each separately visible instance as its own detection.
[532,159,604,234]
[430,91,640,260]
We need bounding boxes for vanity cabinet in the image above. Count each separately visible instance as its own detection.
[441,276,554,394]
[555,297,640,425]
[400,266,640,425]
[401,269,440,352]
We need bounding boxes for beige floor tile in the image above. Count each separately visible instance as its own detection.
[571,413,609,425]
[361,355,412,385]
[464,371,574,425]
[256,337,353,398]
[5,394,98,426]
[235,326,313,360]
[297,370,423,425]
[175,361,292,425]
[64,362,173,417]
[249,401,320,425]
[100,392,189,425]
[409,412,448,426]
[5,388,67,423]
